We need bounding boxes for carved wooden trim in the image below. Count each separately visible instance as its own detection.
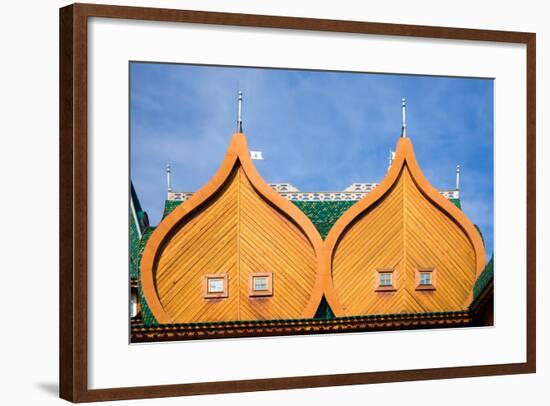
[131,311,474,343]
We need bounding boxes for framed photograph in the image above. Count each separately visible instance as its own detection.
[59,3,536,402]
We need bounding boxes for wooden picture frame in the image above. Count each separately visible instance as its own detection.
[59,3,536,402]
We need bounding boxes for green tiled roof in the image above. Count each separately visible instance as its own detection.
[136,227,158,326]
[129,211,141,279]
[130,182,148,279]
[314,296,335,319]
[473,255,494,301]
[449,198,461,209]
[163,200,181,219]
[292,200,356,239]
[130,183,158,325]
[139,285,158,326]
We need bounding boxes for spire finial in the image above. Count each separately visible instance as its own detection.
[237,91,243,133]
[401,97,407,138]
[455,164,461,190]
[166,163,172,194]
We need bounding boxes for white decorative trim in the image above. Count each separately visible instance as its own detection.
[278,191,369,201]
[440,189,460,200]
[268,183,300,192]
[343,183,379,192]
[167,191,194,201]
[168,186,459,202]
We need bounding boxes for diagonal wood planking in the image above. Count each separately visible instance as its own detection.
[154,166,317,323]
[332,165,477,316]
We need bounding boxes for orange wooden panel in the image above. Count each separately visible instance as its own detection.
[140,133,324,323]
[325,137,486,316]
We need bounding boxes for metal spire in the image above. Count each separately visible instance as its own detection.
[166,163,172,193]
[401,97,407,138]
[237,91,243,133]
[455,164,461,190]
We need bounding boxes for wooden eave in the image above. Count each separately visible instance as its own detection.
[130,311,473,343]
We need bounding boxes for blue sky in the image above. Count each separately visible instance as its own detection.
[130,62,494,258]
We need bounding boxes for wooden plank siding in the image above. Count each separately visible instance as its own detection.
[154,166,318,323]
[332,164,477,315]
[142,134,485,323]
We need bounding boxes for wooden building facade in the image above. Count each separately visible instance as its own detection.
[130,130,493,342]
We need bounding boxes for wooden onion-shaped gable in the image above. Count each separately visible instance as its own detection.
[140,133,325,324]
[322,137,486,317]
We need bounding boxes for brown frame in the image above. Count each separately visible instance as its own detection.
[203,274,229,299]
[375,268,397,292]
[249,272,273,297]
[416,268,437,291]
[60,3,536,402]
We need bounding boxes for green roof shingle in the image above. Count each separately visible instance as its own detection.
[449,198,462,210]
[473,255,494,301]
[129,212,141,280]
[292,200,356,239]
[314,296,335,319]
[130,182,149,279]
[136,227,158,326]
[162,200,181,219]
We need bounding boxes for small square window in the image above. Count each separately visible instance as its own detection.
[419,272,431,285]
[253,276,269,291]
[375,269,396,292]
[249,272,273,297]
[416,268,436,291]
[208,278,225,293]
[379,273,393,286]
[203,274,228,298]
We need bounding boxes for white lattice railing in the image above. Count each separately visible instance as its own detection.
[440,190,459,199]
[167,192,194,201]
[168,184,459,202]
[343,183,378,192]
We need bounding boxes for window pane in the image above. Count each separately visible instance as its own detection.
[208,278,224,293]
[253,276,268,291]
[379,273,392,286]
[420,273,431,285]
